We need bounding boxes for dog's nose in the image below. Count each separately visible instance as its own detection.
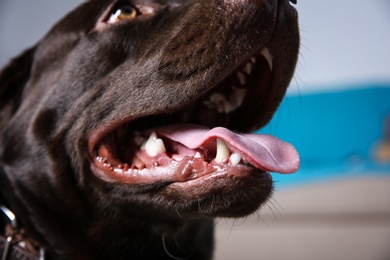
[289,0,297,4]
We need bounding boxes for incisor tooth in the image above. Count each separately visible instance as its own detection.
[215,138,230,163]
[261,48,273,70]
[142,132,166,156]
[229,153,242,166]
[194,152,202,159]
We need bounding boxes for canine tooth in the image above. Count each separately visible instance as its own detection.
[142,132,166,156]
[194,152,202,159]
[215,138,230,163]
[237,71,247,85]
[261,48,273,70]
[229,153,242,166]
[250,57,257,63]
[243,62,253,75]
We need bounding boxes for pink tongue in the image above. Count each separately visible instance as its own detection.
[152,124,300,174]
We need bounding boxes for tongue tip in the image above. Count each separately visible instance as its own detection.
[275,154,300,174]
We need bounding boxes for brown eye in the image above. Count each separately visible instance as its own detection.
[108,4,139,23]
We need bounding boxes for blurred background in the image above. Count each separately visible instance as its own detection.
[1,0,389,259]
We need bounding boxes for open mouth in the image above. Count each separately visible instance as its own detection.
[88,48,300,186]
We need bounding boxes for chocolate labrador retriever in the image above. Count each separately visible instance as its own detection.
[0,0,300,259]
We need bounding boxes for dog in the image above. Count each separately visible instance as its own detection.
[0,0,300,259]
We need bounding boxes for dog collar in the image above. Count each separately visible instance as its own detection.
[0,206,45,260]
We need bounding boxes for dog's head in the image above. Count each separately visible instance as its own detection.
[0,0,299,257]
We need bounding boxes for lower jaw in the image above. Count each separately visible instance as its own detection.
[161,171,273,218]
[136,167,273,219]
[91,158,273,218]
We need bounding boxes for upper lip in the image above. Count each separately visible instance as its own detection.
[88,46,273,148]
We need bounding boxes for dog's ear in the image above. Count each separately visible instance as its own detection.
[0,47,36,127]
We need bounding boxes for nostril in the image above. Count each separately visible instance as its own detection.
[289,0,297,4]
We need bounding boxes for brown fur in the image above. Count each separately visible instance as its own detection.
[0,0,299,259]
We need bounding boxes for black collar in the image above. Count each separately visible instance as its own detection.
[0,206,45,260]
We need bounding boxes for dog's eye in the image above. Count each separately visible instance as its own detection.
[108,4,139,23]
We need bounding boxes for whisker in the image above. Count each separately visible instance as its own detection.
[161,235,188,260]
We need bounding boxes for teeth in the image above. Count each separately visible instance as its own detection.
[229,153,242,166]
[211,93,228,113]
[243,62,254,75]
[203,87,246,114]
[96,156,106,163]
[138,135,242,166]
[203,93,229,113]
[229,87,246,108]
[194,152,202,159]
[141,132,166,156]
[237,71,247,85]
[261,48,273,70]
[215,138,230,163]
[134,131,145,146]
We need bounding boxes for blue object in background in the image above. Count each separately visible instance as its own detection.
[257,83,390,188]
